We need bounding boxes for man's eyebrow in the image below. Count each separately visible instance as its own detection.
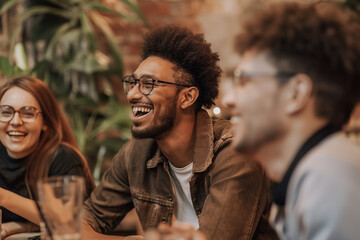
[133,73,156,79]
[142,74,155,78]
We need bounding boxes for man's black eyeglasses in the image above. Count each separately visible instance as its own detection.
[122,75,192,96]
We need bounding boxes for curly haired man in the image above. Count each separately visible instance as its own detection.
[224,2,360,240]
[82,25,277,240]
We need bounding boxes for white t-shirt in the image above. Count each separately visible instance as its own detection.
[168,161,199,229]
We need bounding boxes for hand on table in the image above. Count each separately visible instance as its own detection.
[1,222,29,238]
[144,221,206,240]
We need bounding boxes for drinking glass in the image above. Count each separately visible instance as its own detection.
[37,176,84,240]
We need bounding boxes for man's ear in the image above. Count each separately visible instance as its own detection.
[180,87,199,110]
[283,73,313,114]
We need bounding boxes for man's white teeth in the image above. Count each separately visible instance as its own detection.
[230,116,242,124]
[133,107,151,115]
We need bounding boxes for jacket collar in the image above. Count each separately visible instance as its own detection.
[147,109,214,173]
[272,124,339,206]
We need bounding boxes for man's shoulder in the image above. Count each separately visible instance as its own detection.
[297,132,360,173]
[52,143,82,165]
[289,132,360,203]
[285,133,360,240]
[212,118,233,141]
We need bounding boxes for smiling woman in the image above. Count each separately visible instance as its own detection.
[0,87,47,159]
[0,76,95,239]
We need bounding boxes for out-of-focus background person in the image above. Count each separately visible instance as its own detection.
[223,2,360,240]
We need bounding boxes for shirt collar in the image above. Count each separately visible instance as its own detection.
[272,124,339,206]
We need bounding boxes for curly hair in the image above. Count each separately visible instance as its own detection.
[142,24,221,110]
[236,2,360,128]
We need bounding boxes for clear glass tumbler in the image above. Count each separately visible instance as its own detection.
[37,176,84,240]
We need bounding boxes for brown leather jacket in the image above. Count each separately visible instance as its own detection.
[83,110,278,240]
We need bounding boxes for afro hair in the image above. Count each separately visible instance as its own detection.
[142,24,222,110]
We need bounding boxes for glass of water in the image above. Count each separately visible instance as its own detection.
[37,176,84,240]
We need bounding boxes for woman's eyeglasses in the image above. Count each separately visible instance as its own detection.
[0,105,42,123]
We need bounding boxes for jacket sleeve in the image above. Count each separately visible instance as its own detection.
[83,142,134,234]
[198,140,274,240]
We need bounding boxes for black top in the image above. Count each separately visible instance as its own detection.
[272,125,339,206]
[0,142,83,223]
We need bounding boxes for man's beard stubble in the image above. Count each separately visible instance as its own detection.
[131,97,177,139]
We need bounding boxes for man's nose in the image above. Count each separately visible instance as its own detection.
[222,90,235,108]
[127,83,143,101]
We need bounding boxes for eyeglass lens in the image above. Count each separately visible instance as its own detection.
[0,106,39,123]
[123,76,154,95]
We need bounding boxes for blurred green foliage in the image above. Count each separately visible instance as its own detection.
[0,0,148,182]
